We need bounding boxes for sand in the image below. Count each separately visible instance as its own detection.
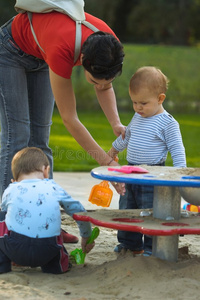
[1,216,200,300]
[0,172,200,300]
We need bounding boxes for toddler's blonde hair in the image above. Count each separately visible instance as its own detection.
[129,66,169,96]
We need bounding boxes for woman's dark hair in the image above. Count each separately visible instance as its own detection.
[81,31,124,80]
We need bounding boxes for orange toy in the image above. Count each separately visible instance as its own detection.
[88,180,113,207]
[88,156,118,207]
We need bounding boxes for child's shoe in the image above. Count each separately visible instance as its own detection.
[61,230,79,243]
[132,249,144,256]
[114,244,145,256]
[114,243,126,253]
[143,250,152,257]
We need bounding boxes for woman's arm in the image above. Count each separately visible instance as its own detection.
[49,69,119,166]
[95,84,125,139]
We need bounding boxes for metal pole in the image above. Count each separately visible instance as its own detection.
[152,186,181,262]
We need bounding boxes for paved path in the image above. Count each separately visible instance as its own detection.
[54,172,187,211]
[53,172,119,210]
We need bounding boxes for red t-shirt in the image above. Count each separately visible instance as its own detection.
[12,12,116,78]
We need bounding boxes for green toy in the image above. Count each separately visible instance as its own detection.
[70,227,100,264]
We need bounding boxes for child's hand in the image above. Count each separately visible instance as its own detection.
[111,182,126,196]
[81,237,95,254]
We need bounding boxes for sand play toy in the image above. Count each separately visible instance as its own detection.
[88,180,113,207]
[70,227,100,264]
[108,165,149,174]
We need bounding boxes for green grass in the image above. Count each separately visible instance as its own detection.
[50,110,200,171]
[115,44,200,112]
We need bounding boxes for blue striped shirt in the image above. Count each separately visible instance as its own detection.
[112,110,186,167]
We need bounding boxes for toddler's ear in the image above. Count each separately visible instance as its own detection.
[158,93,166,104]
[43,165,50,178]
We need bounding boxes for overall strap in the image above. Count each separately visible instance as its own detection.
[82,20,99,33]
[74,20,82,63]
[74,21,99,63]
[27,12,45,53]
[27,12,99,64]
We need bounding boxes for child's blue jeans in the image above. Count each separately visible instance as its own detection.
[117,162,165,252]
[118,183,153,252]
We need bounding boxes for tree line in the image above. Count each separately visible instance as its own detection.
[1,0,200,45]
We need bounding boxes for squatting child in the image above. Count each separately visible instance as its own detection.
[0,147,94,274]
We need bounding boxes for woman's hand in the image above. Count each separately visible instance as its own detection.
[112,123,126,139]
